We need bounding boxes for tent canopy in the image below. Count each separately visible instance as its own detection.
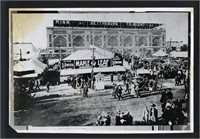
[170,51,188,58]
[63,48,113,61]
[61,66,126,76]
[89,45,114,58]
[137,68,151,75]
[95,72,104,78]
[152,49,168,57]
[13,61,35,72]
[14,58,47,76]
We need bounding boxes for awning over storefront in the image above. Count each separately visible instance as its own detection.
[60,66,126,76]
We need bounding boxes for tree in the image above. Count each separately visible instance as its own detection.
[180,44,188,51]
[171,46,177,51]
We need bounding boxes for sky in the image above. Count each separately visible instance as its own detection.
[12,12,188,49]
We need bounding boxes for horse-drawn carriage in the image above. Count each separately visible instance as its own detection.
[133,68,163,92]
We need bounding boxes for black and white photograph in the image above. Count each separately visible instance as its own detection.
[9,8,194,133]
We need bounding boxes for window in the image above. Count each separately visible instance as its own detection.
[49,34,52,42]
[69,35,71,42]
[27,51,30,54]
[49,43,52,47]
[69,51,72,54]
[87,35,89,42]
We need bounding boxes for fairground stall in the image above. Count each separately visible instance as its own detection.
[13,58,47,92]
[60,46,126,89]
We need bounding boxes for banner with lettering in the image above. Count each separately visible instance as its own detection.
[61,60,74,69]
[112,55,123,66]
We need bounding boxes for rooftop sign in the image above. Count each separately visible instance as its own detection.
[53,20,162,29]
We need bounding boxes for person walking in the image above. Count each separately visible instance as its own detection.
[83,84,89,98]
[110,73,114,83]
[35,79,40,91]
[135,82,140,98]
[125,81,130,94]
[117,85,123,100]
[112,84,118,99]
[46,81,50,92]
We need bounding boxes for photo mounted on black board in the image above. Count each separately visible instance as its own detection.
[9,7,194,134]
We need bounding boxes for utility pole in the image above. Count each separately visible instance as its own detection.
[91,47,95,89]
[58,41,62,70]
[19,49,22,61]
[168,38,172,62]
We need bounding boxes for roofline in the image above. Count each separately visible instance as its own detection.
[13,42,37,50]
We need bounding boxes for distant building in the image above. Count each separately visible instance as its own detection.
[167,41,183,51]
[44,19,166,58]
[13,42,37,61]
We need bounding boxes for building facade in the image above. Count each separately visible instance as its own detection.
[167,41,183,52]
[45,20,166,58]
[13,42,37,61]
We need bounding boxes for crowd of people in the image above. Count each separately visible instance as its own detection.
[96,88,187,126]
[96,110,133,126]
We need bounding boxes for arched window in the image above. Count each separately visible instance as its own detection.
[108,36,118,47]
[138,36,147,46]
[94,36,102,47]
[123,36,132,46]
[54,36,67,47]
[73,36,85,47]
[152,37,160,46]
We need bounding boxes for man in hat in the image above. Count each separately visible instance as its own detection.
[166,88,173,101]
[83,83,89,98]
[104,113,111,126]
[35,79,40,91]
[96,116,104,126]
[162,104,175,125]
[160,90,167,112]
[122,111,133,125]
[115,110,121,126]
[125,81,130,94]
[112,84,118,99]
[150,103,158,124]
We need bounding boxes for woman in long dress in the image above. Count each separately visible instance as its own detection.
[131,82,136,97]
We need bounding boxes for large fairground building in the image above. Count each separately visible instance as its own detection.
[44,20,166,58]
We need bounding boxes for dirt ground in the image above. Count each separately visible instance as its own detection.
[15,79,186,126]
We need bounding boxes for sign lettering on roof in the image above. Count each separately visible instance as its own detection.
[53,20,162,29]
[74,59,111,69]
[61,59,111,69]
